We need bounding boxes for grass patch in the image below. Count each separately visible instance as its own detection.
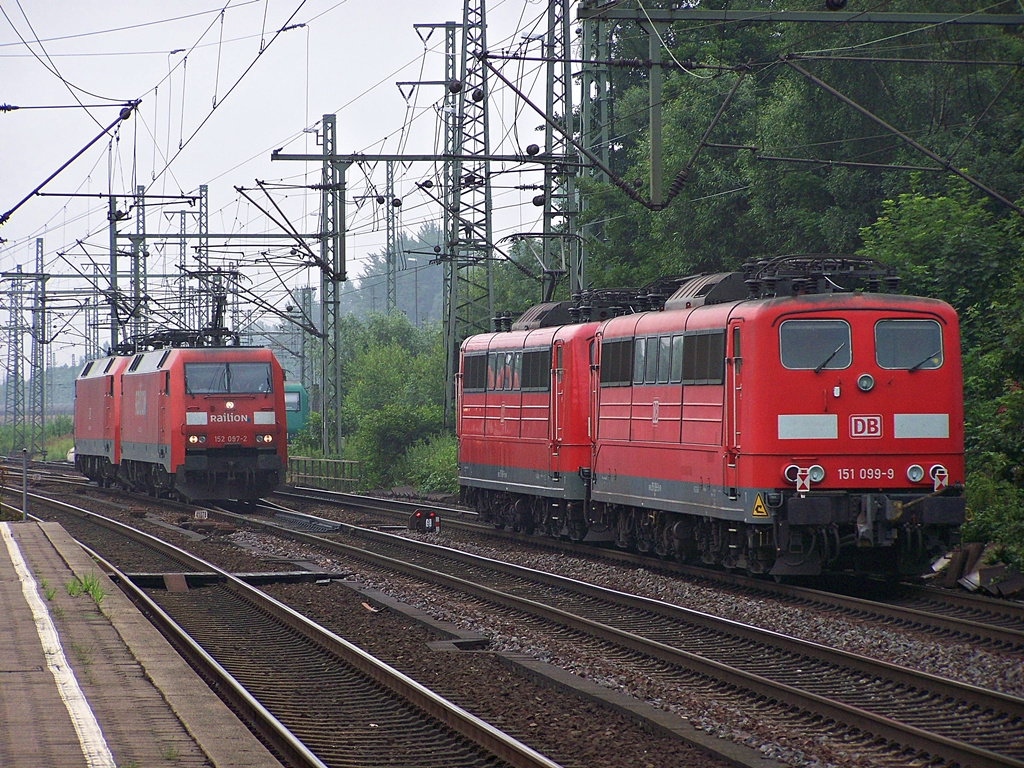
[160,745,179,760]
[66,572,107,606]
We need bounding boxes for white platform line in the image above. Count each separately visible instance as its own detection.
[1,523,116,768]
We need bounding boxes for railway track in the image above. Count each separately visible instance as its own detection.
[23,491,562,768]
[225,497,1024,768]
[276,486,1024,650]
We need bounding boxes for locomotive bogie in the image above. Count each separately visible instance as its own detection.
[457,271,968,579]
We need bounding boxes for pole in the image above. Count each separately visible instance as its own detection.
[21,449,27,520]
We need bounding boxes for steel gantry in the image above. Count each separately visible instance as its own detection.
[541,0,582,299]
[29,239,47,459]
[3,265,27,455]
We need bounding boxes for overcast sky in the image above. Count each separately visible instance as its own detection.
[0,0,563,364]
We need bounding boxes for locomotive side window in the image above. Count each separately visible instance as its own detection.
[184,362,273,394]
[599,338,633,387]
[779,320,851,371]
[463,354,487,391]
[875,319,942,370]
[670,335,684,383]
[644,337,659,383]
[521,348,551,391]
[682,329,726,385]
[633,339,646,384]
[657,336,672,383]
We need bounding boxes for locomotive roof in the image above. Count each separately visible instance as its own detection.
[602,290,956,337]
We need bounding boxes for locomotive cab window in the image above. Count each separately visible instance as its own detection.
[185,362,273,394]
[875,319,942,370]
[284,390,302,411]
[779,320,851,371]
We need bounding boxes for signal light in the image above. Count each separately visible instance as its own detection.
[907,464,925,483]
[808,465,826,483]
[409,509,439,532]
[187,434,206,444]
[256,434,274,444]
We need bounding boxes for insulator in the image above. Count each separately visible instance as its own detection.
[526,144,540,156]
[376,196,385,205]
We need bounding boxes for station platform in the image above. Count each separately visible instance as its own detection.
[0,520,284,768]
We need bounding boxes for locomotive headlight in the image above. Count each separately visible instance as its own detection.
[929,464,947,481]
[808,464,826,483]
[256,434,274,444]
[225,401,235,410]
[187,434,206,445]
[784,464,801,483]
[857,373,874,392]
[907,464,925,483]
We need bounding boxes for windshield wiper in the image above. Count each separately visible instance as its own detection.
[908,349,941,372]
[813,342,846,374]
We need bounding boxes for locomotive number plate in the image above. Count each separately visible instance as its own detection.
[213,435,249,444]
[837,467,895,481]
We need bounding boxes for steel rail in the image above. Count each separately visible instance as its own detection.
[26,491,564,768]
[273,487,1024,648]
[228,504,1024,768]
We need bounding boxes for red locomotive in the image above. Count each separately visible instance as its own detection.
[75,346,288,501]
[457,257,966,577]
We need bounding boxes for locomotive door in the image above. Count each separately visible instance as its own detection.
[549,341,565,463]
[725,321,743,497]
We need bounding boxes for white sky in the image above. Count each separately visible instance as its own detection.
[0,0,564,364]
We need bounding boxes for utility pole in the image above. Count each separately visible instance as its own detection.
[129,184,148,341]
[541,0,582,299]
[107,195,121,351]
[439,1,496,427]
[319,114,346,456]
[384,160,402,313]
[580,9,612,266]
[4,265,27,455]
[29,239,47,459]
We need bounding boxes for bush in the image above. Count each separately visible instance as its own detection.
[399,433,458,494]
[963,472,1024,571]
[346,403,442,490]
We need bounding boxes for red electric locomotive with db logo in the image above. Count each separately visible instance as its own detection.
[457,256,966,578]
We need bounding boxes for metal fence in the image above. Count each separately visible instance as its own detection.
[287,456,361,492]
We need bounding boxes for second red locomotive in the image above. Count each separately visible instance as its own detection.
[75,346,288,501]
[457,257,966,578]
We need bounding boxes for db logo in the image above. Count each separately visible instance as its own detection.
[850,415,882,438]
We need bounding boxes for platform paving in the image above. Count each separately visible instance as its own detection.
[0,520,284,768]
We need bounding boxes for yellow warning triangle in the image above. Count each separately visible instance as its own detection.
[752,493,769,517]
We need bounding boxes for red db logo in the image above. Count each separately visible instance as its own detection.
[850,415,882,438]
